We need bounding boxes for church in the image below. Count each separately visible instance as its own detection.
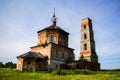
[16,10,100,71]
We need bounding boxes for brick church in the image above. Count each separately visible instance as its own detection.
[16,10,100,71]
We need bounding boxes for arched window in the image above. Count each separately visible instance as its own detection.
[84,43,87,50]
[49,35,54,42]
[84,25,86,29]
[84,34,87,39]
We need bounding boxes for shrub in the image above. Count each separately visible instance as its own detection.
[78,69,95,75]
[4,62,16,68]
[51,69,67,75]
[51,69,95,75]
[0,62,4,68]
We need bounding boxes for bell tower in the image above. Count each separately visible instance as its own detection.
[80,18,98,63]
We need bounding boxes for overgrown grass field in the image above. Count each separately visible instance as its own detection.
[0,68,120,80]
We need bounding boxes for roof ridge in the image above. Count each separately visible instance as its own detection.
[17,51,45,59]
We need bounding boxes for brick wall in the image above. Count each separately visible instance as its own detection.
[64,61,100,71]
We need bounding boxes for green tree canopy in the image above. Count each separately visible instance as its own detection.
[79,55,88,62]
[4,62,16,68]
[79,55,84,61]
[0,62,4,68]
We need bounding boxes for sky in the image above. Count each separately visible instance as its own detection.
[0,0,120,69]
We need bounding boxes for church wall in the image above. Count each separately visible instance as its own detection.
[31,44,51,68]
[30,43,74,70]
[22,59,35,71]
[50,43,74,70]
[16,57,23,71]
[58,32,68,47]
[38,31,47,44]
[45,30,68,47]
[51,43,74,61]
[31,44,51,57]
[22,59,48,71]
[50,60,64,70]
[46,30,59,44]
[65,61,100,71]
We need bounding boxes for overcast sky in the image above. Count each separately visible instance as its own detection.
[0,0,120,69]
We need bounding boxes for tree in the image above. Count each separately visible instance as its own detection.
[0,62,4,68]
[79,55,88,62]
[79,55,84,61]
[13,63,16,68]
[90,54,98,63]
[4,62,16,68]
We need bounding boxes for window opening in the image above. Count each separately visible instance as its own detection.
[84,43,87,50]
[84,25,86,29]
[49,35,54,42]
[84,34,87,39]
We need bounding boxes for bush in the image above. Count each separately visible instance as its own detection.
[51,69,95,75]
[77,69,95,75]
[51,69,67,75]
[0,62,4,68]
[4,62,16,68]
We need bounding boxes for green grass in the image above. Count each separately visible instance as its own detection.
[0,68,120,80]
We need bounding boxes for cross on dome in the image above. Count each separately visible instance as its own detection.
[51,8,58,26]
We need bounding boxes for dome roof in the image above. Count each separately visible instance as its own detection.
[37,25,69,35]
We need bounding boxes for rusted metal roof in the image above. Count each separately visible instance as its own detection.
[37,25,69,35]
[17,51,44,59]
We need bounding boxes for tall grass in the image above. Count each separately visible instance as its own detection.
[51,69,95,75]
[0,68,120,80]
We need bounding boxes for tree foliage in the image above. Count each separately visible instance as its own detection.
[0,62,4,68]
[79,55,88,62]
[4,62,16,68]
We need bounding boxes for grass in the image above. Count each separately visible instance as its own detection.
[0,68,120,80]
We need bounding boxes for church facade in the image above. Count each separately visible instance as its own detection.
[16,12,100,71]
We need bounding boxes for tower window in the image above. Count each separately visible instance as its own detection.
[83,25,86,29]
[84,34,87,39]
[49,35,54,42]
[84,43,87,50]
